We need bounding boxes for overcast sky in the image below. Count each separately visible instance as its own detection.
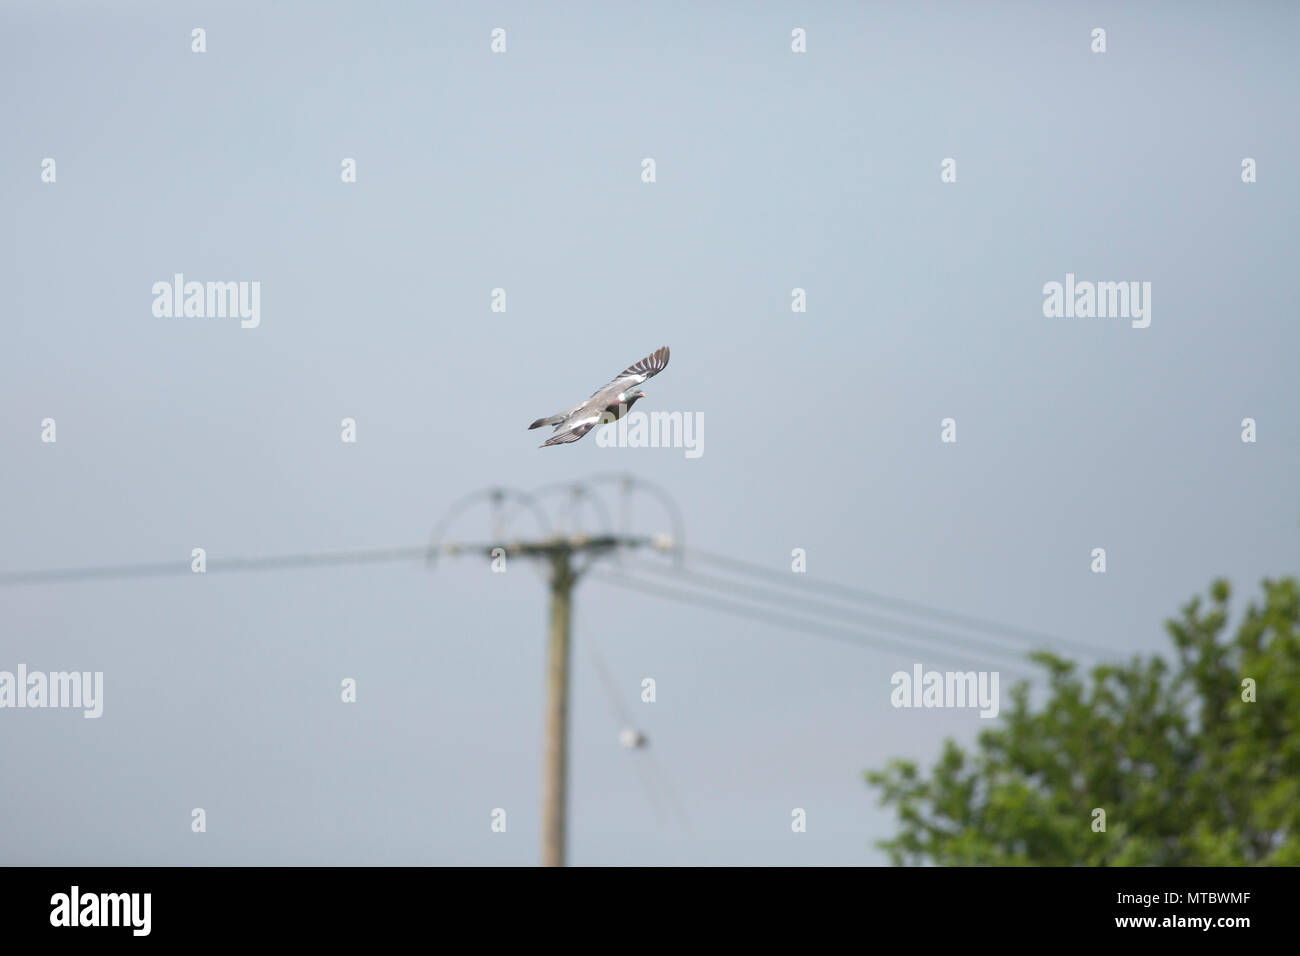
[2,1,1297,865]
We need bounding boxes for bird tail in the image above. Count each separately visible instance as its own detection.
[528,413,565,430]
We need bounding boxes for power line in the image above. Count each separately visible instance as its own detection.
[584,637,694,837]
[684,547,1110,659]
[591,570,1039,678]
[588,640,635,729]
[0,545,428,586]
[621,559,1092,665]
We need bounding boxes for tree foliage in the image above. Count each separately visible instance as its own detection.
[865,578,1300,865]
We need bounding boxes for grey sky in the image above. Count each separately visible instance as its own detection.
[2,1,1297,865]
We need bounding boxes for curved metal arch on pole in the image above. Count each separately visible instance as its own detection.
[514,481,615,540]
[524,482,621,580]
[425,486,552,567]
[582,472,685,566]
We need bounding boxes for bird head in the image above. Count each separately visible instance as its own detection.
[618,390,647,406]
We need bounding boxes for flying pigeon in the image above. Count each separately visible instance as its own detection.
[528,346,670,447]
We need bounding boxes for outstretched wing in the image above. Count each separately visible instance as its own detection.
[590,345,670,398]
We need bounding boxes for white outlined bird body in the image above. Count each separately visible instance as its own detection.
[528,346,670,447]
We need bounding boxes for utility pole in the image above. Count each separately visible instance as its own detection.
[542,546,573,867]
[429,479,683,866]
[434,531,665,866]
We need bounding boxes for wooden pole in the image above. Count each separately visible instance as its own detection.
[541,547,573,867]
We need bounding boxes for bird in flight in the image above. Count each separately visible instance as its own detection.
[528,346,670,447]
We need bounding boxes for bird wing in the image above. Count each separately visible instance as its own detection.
[589,346,670,399]
[540,416,600,447]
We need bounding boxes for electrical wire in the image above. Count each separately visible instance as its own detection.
[623,558,1094,664]
[591,570,1038,678]
[684,547,1109,659]
[0,546,427,586]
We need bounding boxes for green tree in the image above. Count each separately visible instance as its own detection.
[865,577,1300,865]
